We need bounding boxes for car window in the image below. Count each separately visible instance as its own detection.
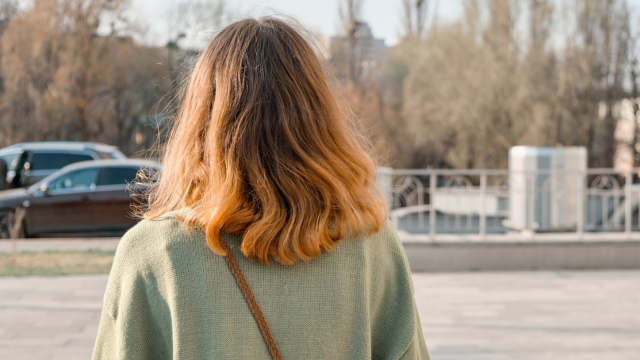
[70,153,95,163]
[94,151,112,160]
[30,152,72,171]
[48,168,99,191]
[108,151,127,160]
[98,167,139,186]
[94,150,126,160]
[0,153,18,171]
[15,152,29,175]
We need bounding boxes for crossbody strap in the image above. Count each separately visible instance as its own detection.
[219,237,283,360]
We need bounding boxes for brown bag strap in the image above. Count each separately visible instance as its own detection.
[219,237,283,360]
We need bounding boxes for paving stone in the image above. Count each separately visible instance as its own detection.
[0,271,638,360]
[0,239,120,253]
[413,271,640,359]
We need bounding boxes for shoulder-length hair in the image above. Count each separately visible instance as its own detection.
[143,17,387,265]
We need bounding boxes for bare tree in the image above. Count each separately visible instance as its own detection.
[562,0,632,167]
[0,0,18,21]
[629,20,640,168]
[92,37,169,154]
[402,0,429,39]
[59,0,130,140]
[376,0,640,169]
[165,0,227,84]
[338,0,364,85]
[0,0,169,154]
[0,0,231,154]
[160,0,227,134]
[0,0,20,107]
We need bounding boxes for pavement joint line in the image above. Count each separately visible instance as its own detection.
[0,304,102,312]
[421,322,640,334]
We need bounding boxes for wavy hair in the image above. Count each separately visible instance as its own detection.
[143,17,387,264]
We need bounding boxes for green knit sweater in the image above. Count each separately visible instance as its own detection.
[92,210,430,359]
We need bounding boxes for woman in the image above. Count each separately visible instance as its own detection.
[93,17,429,360]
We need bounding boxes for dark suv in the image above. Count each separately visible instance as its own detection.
[0,142,126,189]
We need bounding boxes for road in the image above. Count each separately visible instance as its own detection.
[0,271,639,360]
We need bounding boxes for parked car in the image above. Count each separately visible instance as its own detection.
[0,159,159,238]
[0,142,126,189]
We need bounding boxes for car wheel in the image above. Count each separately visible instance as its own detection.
[0,210,10,239]
[0,209,26,239]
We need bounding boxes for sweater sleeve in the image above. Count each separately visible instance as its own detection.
[92,227,173,360]
[369,221,431,360]
[394,304,430,360]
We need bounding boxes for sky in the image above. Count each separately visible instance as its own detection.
[132,0,465,47]
[131,0,640,49]
[233,0,465,46]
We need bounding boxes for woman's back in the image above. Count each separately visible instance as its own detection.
[92,17,430,359]
[92,211,428,359]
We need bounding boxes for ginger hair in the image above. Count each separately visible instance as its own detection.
[142,17,386,264]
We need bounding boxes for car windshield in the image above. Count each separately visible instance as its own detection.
[48,168,99,190]
[28,168,69,192]
[27,164,159,192]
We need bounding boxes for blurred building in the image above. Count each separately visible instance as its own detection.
[321,22,388,82]
[607,99,640,172]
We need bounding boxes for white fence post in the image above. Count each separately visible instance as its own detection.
[576,170,584,239]
[528,173,536,232]
[430,172,436,242]
[625,172,632,239]
[480,173,487,240]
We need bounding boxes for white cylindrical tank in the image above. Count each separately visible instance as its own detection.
[375,167,394,211]
[508,146,587,231]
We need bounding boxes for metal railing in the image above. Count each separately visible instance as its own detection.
[375,167,640,242]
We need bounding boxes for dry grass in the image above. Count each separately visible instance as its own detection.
[0,250,115,276]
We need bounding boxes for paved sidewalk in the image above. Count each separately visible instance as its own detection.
[0,271,638,360]
[414,271,640,360]
[0,239,120,253]
[0,275,105,360]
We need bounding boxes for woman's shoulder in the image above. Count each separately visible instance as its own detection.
[329,219,409,275]
[359,219,407,260]
[116,209,200,263]
[121,209,184,240]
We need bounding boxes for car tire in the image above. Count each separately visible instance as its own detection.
[0,210,10,239]
[0,209,27,239]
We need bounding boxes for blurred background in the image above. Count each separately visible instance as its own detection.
[0,1,639,360]
[0,0,639,169]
